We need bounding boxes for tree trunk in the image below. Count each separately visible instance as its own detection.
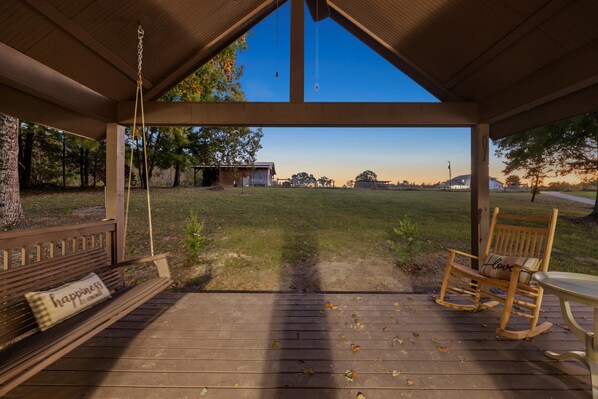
[531,176,539,203]
[591,183,598,219]
[83,148,89,187]
[18,125,34,189]
[79,147,85,188]
[0,114,28,231]
[172,145,183,188]
[62,132,66,189]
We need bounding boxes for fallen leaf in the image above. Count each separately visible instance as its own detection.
[412,332,420,337]
[431,339,441,344]
[392,370,401,377]
[271,340,280,348]
[344,369,358,382]
[394,309,401,312]
[481,323,488,327]
[325,302,338,310]
[393,336,405,345]
[351,344,361,352]
[389,315,394,321]
[382,326,389,332]
[200,387,208,396]
[436,346,450,353]
[339,334,347,340]
[356,393,366,399]
[393,302,399,306]
[355,296,363,301]
[407,296,413,301]
[406,378,415,386]
[301,368,315,375]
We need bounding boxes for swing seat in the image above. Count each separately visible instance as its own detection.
[435,208,558,339]
[0,247,172,396]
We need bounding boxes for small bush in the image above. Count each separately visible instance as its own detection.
[185,210,205,261]
[389,215,423,266]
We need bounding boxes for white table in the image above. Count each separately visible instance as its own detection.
[536,272,598,398]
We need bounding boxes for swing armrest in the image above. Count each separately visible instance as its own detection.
[448,249,479,260]
[110,253,171,278]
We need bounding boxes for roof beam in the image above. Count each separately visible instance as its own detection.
[290,0,304,103]
[446,0,571,89]
[480,38,598,124]
[0,83,107,140]
[145,0,282,101]
[22,0,153,90]
[490,83,598,139]
[0,42,116,121]
[327,1,461,102]
[306,0,330,21]
[117,101,478,127]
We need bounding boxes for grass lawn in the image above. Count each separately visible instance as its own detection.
[21,188,598,292]
[564,190,598,201]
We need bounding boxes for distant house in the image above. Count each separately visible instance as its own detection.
[354,180,391,190]
[448,174,504,190]
[193,162,276,187]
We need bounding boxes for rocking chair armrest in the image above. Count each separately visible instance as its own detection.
[110,252,170,270]
[447,249,479,260]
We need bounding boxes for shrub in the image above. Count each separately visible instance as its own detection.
[389,215,423,266]
[185,210,205,261]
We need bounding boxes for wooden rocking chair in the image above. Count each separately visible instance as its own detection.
[435,207,558,339]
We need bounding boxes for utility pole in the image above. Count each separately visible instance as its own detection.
[447,161,452,191]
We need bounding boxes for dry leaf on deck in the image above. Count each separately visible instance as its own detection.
[325,302,338,310]
[382,326,389,332]
[344,369,358,382]
[356,393,366,399]
[436,346,450,353]
[271,340,280,348]
[406,378,415,386]
[302,368,316,375]
[392,370,401,377]
[412,332,420,337]
[200,387,208,396]
[351,344,361,352]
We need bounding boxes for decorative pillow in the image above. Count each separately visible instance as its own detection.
[480,254,541,285]
[25,273,111,331]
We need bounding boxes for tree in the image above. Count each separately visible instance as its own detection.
[496,112,598,217]
[0,114,27,230]
[291,172,317,186]
[346,180,354,188]
[318,176,331,187]
[505,175,521,188]
[495,130,556,202]
[355,170,377,181]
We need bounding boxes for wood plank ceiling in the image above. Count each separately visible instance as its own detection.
[0,0,597,139]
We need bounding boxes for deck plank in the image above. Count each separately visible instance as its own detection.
[5,292,593,398]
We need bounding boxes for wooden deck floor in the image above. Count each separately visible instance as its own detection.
[6,292,593,398]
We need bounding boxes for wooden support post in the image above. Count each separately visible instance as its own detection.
[105,123,125,263]
[290,0,304,103]
[471,124,490,267]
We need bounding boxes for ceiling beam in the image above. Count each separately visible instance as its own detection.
[479,38,598,124]
[0,83,107,140]
[117,101,478,127]
[490,83,598,139]
[327,1,461,102]
[306,0,330,21]
[0,42,116,121]
[445,0,571,89]
[144,0,282,101]
[22,0,153,90]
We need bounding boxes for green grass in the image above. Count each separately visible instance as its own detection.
[564,190,597,200]
[21,187,598,290]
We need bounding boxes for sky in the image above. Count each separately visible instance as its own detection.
[236,2,507,185]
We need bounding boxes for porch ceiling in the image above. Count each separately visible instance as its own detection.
[0,0,597,139]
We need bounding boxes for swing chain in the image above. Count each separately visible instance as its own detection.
[137,25,144,82]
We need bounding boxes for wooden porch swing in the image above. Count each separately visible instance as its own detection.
[436,207,559,339]
[0,25,171,396]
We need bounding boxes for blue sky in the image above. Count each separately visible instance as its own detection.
[237,2,505,185]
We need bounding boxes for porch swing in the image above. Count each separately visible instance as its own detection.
[0,25,172,396]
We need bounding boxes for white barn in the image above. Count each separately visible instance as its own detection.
[448,175,504,190]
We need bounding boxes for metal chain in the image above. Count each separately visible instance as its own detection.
[137,25,144,82]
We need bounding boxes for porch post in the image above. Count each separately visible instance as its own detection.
[471,124,490,267]
[105,123,125,263]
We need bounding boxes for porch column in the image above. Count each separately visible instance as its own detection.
[105,123,125,263]
[471,124,490,267]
